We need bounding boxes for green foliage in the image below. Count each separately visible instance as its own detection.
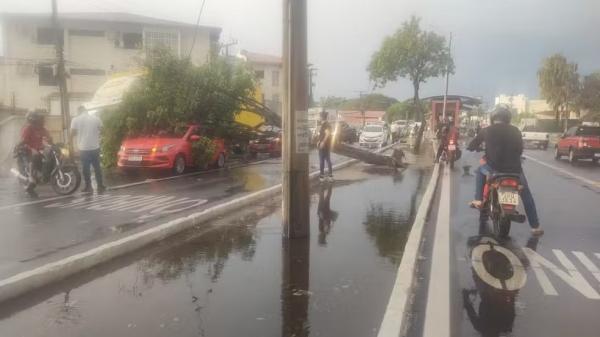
[537,54,580,123]
[368,16,454,123]
[191,136,216,168]
[578,72,600,113]
[100,51,255,167]
[339,93,398,111]
[386,101,416,122]
[320,96,347,109]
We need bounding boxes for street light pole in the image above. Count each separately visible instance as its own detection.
[282,0,310,238]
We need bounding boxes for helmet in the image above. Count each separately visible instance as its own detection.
[490,105,512,124]
[26,111,41,123]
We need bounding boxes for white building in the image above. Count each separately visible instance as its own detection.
[494,94,528,114]
[238,50,282,116]
[0,12,221,115]
[527,99,552,114]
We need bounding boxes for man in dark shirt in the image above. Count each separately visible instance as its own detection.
[468,106,543,235]
[318,110,333,181]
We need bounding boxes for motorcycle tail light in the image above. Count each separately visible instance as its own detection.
[502,204,516,211]
[449,139,455,145]
[500,179,519,188]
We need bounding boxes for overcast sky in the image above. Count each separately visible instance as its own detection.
[2,0,600,104]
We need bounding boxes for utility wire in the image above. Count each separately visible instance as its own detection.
[188,0,208,59]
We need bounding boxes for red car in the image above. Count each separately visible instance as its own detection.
[555,125,600,164]
[117,125,227,174]
[248,127,282,158]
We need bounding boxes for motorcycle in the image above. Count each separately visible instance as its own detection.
[479,171,526,238]
[440,138,461,169]
[12,143,81,195]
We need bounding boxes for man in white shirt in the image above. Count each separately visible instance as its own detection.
[71,106,105,193]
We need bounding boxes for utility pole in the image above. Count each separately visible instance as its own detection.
[52,0,71,147]
[282,0,310,238]
[441,33,452,123]
[355,90,367,127]
[221,39,238,57]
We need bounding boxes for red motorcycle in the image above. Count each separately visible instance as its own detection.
[480,172,526,238]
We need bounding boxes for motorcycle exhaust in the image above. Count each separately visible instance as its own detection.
[10,168,28,182]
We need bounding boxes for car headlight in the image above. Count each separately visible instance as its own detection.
[160,144,175,153]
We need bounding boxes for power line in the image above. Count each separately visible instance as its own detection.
[188,0,208,59]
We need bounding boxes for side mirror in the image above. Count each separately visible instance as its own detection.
[189,135,201,142]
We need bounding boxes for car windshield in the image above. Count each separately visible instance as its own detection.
[576,127,600,136]
[363,126,383,132]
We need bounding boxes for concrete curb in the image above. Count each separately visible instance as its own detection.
[0,144,394,303]
[377,161,441,337]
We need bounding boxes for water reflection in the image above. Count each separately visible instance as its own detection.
[317,184,338,246]
[463,234,541,337]
[363,204,411,265]
[281,237,310,337]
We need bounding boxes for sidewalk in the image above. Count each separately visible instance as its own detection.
[0,157,434,337]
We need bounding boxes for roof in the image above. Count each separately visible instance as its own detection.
[338,110,386,118]
[0,12,221,32]
[421,95,482,107]
[239,50,282,65]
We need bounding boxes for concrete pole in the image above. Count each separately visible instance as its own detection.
[282,0,310,238]
[51,0,71,147]
[441,33,452,123]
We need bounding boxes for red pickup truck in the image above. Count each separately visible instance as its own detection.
[555,125,600,164]
[117,125,227,174]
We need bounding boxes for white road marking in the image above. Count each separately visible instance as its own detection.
[523,248,600,299]
[0,195,73,211]
[524,154,600,188]
[423,165,451,337]
[471,243,527,291]
[573,251,600,283]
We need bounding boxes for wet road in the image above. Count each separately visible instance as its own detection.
[0,161,432,337]
[410,147,600,337]
[0,151,346,279]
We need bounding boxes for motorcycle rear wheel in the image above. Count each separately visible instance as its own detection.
[51,166,81,195]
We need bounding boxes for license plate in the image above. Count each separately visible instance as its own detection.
[128,155,143,162]
[498,190,519,206]
[448,144,456,151]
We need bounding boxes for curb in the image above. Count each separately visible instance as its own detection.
[377,161,441,337]
[0,144,394,303]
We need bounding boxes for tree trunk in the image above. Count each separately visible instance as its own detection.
[332,143,405,168]
[413,81,425,151]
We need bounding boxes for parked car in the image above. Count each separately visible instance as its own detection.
[249,126,282,158]
[117,124,227,175]
[359,123,390,148]
[390,120,408,136]
[334,121,358,144]
[521,125,550,150]
[555,125,600,164]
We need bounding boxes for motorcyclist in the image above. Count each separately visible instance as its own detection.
[467,105,543,236]
[19,111,52,192]
[435,115,459,163]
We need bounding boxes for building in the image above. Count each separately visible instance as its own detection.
[528,99,551,114]
[338,110,385,129]
[0,12,221,115]
[237,50,282,116]
[494,94,528,114]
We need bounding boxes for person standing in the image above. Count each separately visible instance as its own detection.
[317,110,333,182]
[71,106,105,193]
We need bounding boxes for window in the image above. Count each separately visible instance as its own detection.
[37,27,56,45]
[576,126,600,136]
[255,70,264,79]
[144,31,179,54]
[123,33,143,49]
[70,68,106,76]
[69,29,104,37]
[272,70,279,86]
[38,65,56,86]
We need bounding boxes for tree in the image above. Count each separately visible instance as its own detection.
[320,96,347,109]
[386,101,415,122]
[101,51,256,167]
[579,72,600,114]
[368,16,454,150]
[339,93,398,111]
[537,54,580,131]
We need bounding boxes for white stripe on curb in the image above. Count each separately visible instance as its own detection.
[0,145,393,302]
[377,162,441,337]
[423,165,451,337]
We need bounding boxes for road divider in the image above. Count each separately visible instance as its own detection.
[0,145,394,303]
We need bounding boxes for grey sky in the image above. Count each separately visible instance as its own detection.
[2,0,599,104]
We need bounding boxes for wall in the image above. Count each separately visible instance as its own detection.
[251,63,282,116]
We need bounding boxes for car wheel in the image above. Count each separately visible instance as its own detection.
[172,154,186,175]
[216,153,226,168]
[568,148,577,165]
[554,147,561,160]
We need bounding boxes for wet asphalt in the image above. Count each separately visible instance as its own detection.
[0,161,432,337]
[0,150,346,279]
[409,146,600,337]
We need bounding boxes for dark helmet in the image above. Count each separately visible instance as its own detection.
[491,105,512,124]
[26,110,44,124]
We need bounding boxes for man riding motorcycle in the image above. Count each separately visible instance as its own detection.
[19,111,52,192]
[467,105,544,236]
[435,115,460,163]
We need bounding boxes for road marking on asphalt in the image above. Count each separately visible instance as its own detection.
[573,251,600,284]
[0,194,73,212]
[423,165,451,337]
[523,248,600,299]
[523,155,600,188]
[471,242,527,291]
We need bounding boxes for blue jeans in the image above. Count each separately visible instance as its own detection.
[80,148,104,188]
[475,164,540,228]
[319,148,332,176]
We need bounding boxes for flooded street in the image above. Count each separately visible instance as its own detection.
[0,163,432,337]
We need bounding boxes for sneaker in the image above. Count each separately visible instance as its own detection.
[319,175,326,182]
[469,200,483,209]
[24,182,36,194]
[327,175,334,182]
[97,185,107,194]
[531,228,544,236]
[81,185,93,193]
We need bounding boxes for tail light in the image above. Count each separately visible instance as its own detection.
[449,139,455,145]
[499,179,519,188]
[502,204,516,211]
[578,138,588,148]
